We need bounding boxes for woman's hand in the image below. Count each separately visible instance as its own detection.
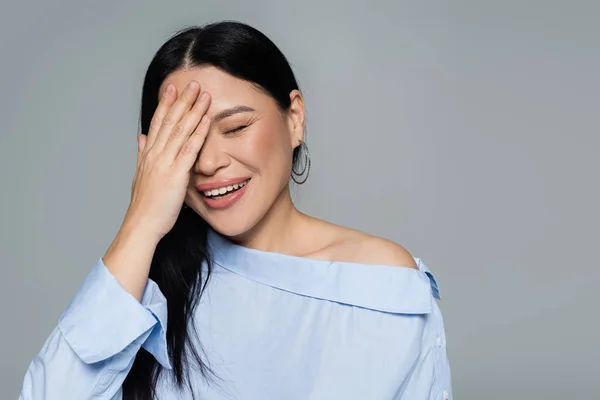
[102,81,211,300]
[125,80,211,241]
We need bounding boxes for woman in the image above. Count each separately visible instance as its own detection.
[20,21,452,400]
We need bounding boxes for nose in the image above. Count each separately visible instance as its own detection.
[193,131,231,176]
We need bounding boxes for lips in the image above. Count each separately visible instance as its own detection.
[196,177,251,210]
[195,177,251,192]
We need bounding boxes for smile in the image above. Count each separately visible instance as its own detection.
[197,178,251,210]
[202,179,249,198]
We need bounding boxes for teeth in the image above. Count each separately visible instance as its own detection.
[203,180,248,197]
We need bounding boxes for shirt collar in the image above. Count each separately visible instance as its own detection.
[207,229,439,314]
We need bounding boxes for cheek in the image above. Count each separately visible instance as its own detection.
[235,124,292,173]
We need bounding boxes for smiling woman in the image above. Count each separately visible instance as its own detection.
[19,21,452,400]
[161,64,304,236]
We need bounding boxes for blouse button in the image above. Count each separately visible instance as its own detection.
[436,336,443,347]
[443,389,450,399]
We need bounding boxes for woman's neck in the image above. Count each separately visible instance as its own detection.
[229,184,311,254]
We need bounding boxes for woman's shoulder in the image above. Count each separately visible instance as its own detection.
[308,219,419,270]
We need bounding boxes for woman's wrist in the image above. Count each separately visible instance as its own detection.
[102,221,161,301]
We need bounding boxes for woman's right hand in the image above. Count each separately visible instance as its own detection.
[125,80,211,241]
[102,80,210,301]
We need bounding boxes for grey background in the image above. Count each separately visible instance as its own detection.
[1,1,598,399]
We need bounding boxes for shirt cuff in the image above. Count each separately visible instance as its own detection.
[58,258,172,369]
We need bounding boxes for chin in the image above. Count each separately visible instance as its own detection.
[189,181,279,241]
[209,222,244,238]
[201,213,257,239]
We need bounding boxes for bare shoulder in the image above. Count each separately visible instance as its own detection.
[310,219,419,269]
[351,234,419,269]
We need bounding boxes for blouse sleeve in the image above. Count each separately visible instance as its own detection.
[19,258,171,400]
[398,258,453,400]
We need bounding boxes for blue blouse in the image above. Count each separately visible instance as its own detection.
[20,229,452,399]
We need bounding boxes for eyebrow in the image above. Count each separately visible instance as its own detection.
[212,105,256,123]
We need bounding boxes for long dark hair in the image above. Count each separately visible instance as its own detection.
[122,21,302,399]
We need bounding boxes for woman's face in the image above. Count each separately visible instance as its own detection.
[158,66,304,237]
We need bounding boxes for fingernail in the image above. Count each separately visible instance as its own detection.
[166,84,173,94]
[188,81,199,92]
[200,92,208,101]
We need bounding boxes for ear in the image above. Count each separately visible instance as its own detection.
[286,89,305,148]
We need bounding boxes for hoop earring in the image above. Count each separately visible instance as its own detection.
[291,140,311,184]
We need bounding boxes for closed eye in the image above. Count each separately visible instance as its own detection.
[224,125,248,135]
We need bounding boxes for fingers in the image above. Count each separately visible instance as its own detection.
[146,84,177,150]
[150,81,201,153]
[162,91,211,161]
[173,113,211,172]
